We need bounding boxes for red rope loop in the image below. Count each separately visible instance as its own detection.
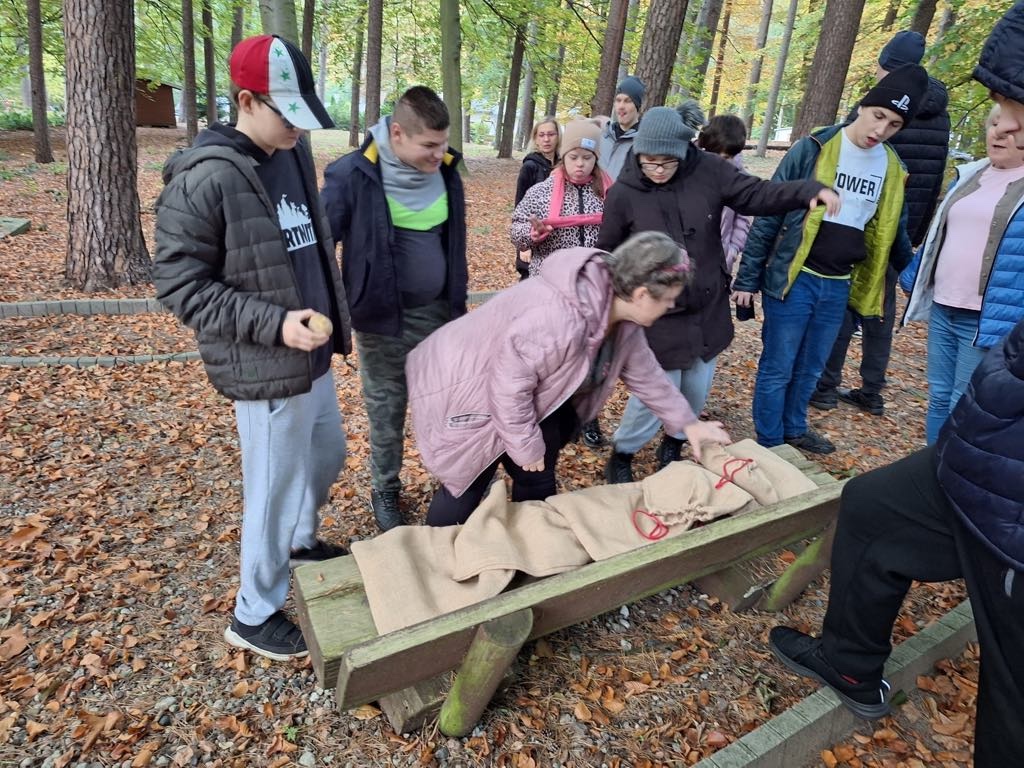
[715,457,754,489]
[631,508,669,540]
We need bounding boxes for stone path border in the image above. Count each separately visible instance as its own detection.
[0,291,499,368]
[694,600,977,768]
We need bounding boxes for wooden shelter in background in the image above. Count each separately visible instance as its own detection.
[135,79,177,128]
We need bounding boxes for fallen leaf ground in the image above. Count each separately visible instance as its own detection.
[0,128,973,768]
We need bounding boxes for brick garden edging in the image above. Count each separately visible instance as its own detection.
[694,601,977,768]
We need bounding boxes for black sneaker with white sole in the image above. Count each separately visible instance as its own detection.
[289,540,348,569]
[224,611,308,661]
[769,626,891,719]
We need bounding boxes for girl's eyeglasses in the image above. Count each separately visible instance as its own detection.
[640,160,679,172]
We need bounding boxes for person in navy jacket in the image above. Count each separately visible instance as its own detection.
[767,7,1024,766]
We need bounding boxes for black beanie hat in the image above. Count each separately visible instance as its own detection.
[878,30,925,71]
[615,76,645,111]
[859,63,929,124]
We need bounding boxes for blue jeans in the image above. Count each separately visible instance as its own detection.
[926,303,986,445]
[612,356,718,454]
[754,271,851,446]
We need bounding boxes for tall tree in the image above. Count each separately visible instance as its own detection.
[707,0,732,116]
[259,0,298,42]
[757,0,798,157]
[182,0,198,143]
[494,72,507,150]
[229,1,244,123]
[684,0,724,98]
[349,10,365,147]
[515,23,538,151]
[546,43,565,115]
[668,1,702,100]
[791,0,865,141]
[742,0,773,133]
[497,25,525,159]
[301,0,314,60]
[63,0,150,289]
[635,0,691,107]
[882,0,901,31]
[618,0,640,80]
[202,0,216,124]
[26,0,53,163]
[364,0,383,128]
[592,0,629,115]
[440,0,464,153]
[910,0,937,37]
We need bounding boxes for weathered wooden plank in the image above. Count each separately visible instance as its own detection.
[761,520,837,612]
[334,482,842,709]
[0,217,30,238]
[378,674,451,734]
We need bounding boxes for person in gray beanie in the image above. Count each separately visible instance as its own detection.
[596,106,839,483]
[596,75,646,181]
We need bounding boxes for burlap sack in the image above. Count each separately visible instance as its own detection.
[697,439,818,504]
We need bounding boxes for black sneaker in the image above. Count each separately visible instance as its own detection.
[605,451,634,484]
[838,387,884,416]
[656,435,684,469]
[769,626,891,719]
[809,388,838,411]
[785,431,835,455]
[289,540,348,569]
[581,419,606,448]
[224,611,308,661]
[371,489,403,532]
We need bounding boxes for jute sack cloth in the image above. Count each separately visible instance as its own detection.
[351,439,818,634]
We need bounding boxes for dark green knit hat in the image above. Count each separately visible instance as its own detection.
[633,106,695,160]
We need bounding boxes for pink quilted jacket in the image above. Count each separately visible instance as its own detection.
[406,247,698,497]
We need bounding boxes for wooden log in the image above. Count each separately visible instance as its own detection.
[760,520,837,612]
[437,609,534,737]
[379,674,450,734]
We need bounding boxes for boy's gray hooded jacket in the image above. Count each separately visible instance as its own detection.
[153,126,351,401]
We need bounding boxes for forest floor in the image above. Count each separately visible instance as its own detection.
[0,127,977,768]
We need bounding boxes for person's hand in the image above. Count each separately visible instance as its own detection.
[809,188,841,216]
[733,290,755,307]
[529,215,553,243]
[682,420,732,462]
[522,458,545,472]
[282,309,330,351]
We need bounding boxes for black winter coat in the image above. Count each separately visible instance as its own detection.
[154,128,352,401]
[515,151,556,205]
[321,134,468,337]
[595,149,825,370]
[937,318,1024,571]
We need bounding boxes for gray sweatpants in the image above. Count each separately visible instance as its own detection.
[233,371,345,625]
[355,301,450,492]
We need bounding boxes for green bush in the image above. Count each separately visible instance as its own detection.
[0,109,65,130]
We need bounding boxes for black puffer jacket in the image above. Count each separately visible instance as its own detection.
[846,77,950,246]
[154,128,351,401]
[515,151,556,205]
[596,149,824,370]
[974,4,1024,105]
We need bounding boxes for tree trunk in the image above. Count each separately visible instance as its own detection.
[202,1,217,124]
[636,0,691,108]
[591,0,629,116]
[364,0,383,128]
[742,0,773,134]
[757,0,798,157]
[497,26,525,159]
[494,72,507,150]
[259,0,298,42]
[668,2,701,101]
[349,11,365,146]
[791,0,865,141]
[707,0,732,117]
[317,33,327,101]
[440,0,464,153]
[909,0,937,37]
[463,100,471,146]
[617,0,640,80]
[182,0,199,144]
[684,0,724,98]
[63,0,150,289]
[301,0,314,61]
[547,43,565,116]
[514,22,538,152]
[882,0,900,31]
[26,0,53,163]
[927,5,956,67]
[229,1,244,123]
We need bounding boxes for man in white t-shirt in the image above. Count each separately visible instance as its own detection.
[733,64,928,454]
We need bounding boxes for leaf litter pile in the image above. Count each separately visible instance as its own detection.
[1,128,973,767]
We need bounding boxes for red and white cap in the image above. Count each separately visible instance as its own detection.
[229,35,334,130]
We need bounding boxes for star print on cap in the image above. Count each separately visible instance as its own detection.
[229,34,334,130]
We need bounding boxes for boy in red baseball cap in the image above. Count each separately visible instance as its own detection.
[153,35,350,661]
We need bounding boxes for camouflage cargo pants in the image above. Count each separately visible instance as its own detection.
[355,300,451,492]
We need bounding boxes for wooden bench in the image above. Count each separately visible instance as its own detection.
[294,444,842,735]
